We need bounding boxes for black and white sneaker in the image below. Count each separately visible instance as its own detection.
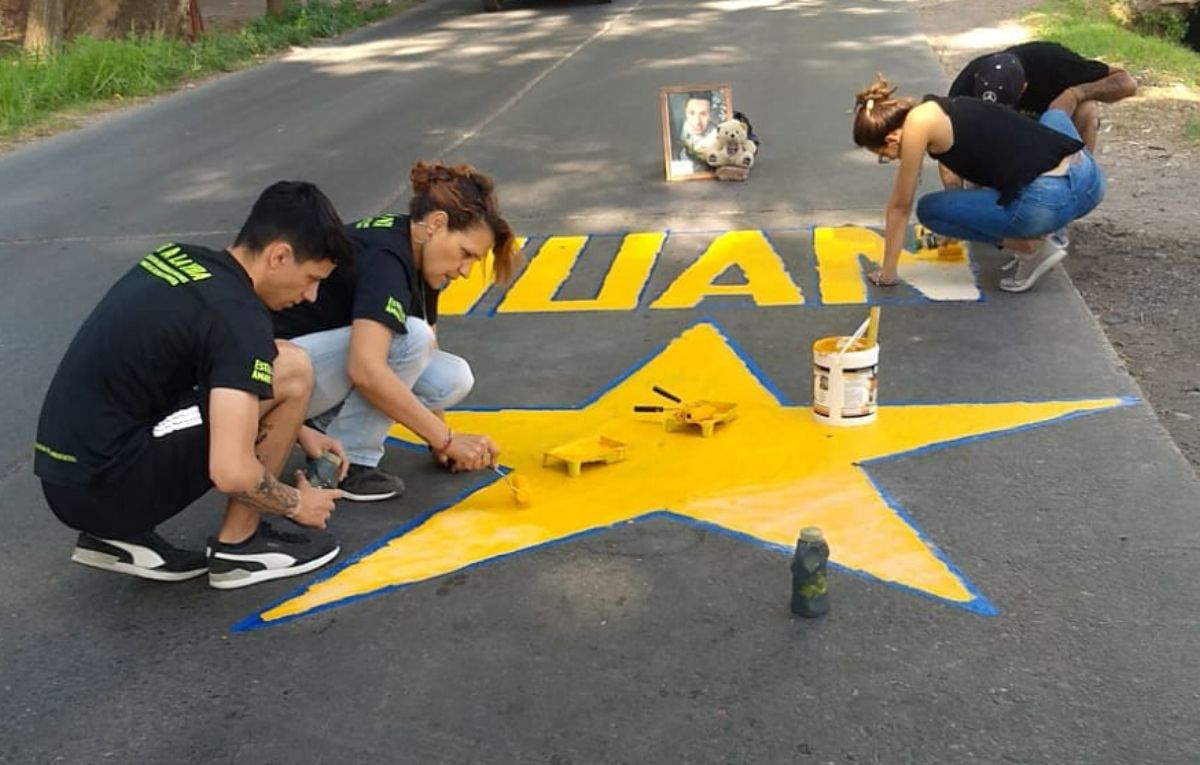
[207,523,340,590]
[339,463,406,502]
[71,530,207,582]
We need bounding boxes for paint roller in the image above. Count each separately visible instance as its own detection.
[635,386,718,423]
[492,466,532,506]
[634,386,683,414]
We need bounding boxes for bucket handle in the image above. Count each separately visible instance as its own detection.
[835,317,872,363]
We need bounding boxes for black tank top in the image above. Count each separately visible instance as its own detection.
[924,95,1084,205]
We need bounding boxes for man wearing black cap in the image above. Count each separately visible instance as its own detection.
[949,42,1137,152]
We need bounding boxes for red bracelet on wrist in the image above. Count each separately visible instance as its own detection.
[434,428,453,453]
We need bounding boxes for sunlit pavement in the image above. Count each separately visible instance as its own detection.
[1,0,1198,762]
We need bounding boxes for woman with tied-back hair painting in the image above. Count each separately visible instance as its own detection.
[850,74,1105,293]
[273,161,523,501]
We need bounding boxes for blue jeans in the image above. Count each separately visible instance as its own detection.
[916,109,1106,245]
[291,319,474,467]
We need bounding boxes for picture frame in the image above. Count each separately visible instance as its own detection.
[659,83,733,182]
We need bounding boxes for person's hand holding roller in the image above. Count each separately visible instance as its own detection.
[434,428,500,472]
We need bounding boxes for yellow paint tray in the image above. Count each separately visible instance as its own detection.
[665,400,738,438]
[542,435,629,477]
[913,224,966,260]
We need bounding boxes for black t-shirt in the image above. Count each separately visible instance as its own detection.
[272,214,439,340]
[949,42,1111,116]
[35,244,277,487]
[925,96,1085,205]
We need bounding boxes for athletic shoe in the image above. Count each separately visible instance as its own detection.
[207,522,340,590]
[999,239,1067,293]
[71,530,207,582]
[339,463,406,502]
[1001,229,1068,272]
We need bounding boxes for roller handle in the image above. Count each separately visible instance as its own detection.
[634,405,666,413]
[866,306,881,346]
[652,386,683,403]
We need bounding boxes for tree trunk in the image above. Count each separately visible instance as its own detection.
[24,0,65,52]
[93,0,191,40]
[265,0,287,18]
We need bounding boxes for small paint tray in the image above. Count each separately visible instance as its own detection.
[665,400,738,438]
[542,435,629,477]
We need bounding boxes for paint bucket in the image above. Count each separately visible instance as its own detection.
[811,336,879,426]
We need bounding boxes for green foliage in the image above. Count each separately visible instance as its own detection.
[0,0,397,139]
[1186,117,1200,145]
[1129,9,1187,43]
[1027,0,1200,85]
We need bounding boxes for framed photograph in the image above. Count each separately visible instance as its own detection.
[660,83,732,182]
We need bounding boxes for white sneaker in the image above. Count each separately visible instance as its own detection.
[999,239,1067,293]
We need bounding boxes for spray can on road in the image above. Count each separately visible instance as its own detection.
[790,527,830,618]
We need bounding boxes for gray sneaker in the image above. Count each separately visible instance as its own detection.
[339,463,406,502]
[1002,229,1069,273]
[1000,239,1067,293]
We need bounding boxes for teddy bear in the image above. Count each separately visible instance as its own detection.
[705,112,759,181]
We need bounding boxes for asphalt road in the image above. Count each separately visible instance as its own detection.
[2,0,1199,762]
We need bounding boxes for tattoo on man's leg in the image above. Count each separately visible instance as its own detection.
[231,468,300,516]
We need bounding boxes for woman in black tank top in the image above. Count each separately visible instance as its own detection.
[851,75,1105,293]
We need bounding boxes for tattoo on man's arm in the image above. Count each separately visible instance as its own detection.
[232,468,300,516]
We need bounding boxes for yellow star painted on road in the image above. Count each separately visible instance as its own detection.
[237,323,1129,631]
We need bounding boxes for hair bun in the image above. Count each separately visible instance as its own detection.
[411,160,490,195]
[409,161,433,196]
[855,73,898,111]
[409,160,455,195]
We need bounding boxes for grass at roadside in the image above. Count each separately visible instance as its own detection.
[0,0,400,140]
[1187,117,1200,144]
[1025,0,1200,85]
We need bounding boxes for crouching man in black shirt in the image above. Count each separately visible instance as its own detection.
[949,41,1137,153]
[34,182,354,589]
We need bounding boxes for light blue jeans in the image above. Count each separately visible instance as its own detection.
[916,109,1106,245]
[291,318,474,467]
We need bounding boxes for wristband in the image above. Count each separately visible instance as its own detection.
[434,427,453,453]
